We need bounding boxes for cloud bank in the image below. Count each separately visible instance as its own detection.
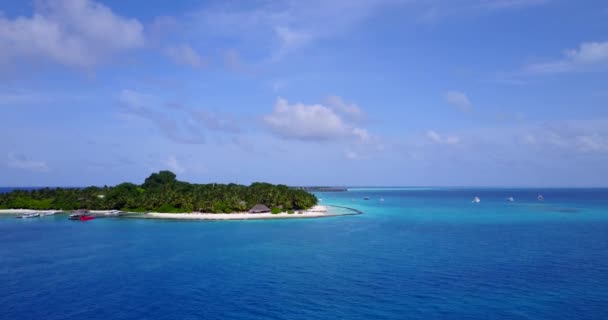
[263,97,370,142]
[525,41,608,74]
[0,0,144,68]
[163,44,205,68]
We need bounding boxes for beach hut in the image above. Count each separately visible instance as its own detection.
[249,204,271,213]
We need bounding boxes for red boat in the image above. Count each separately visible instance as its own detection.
[69,213,95,221]
[69,209,95,221]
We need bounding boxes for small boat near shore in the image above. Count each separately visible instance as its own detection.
[472,196,481,203]
[538,194,544,201]
[69,214,95,221]
[507,197,515,202]
[69,209,95,221]
[39,211,60,216]
[363,197,370,200]
[17,212,40,219]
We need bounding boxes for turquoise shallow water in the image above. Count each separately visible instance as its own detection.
[1,188,608,319]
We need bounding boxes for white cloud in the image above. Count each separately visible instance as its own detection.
[325,95,365,122]
[118,90,244,145]
[576,134,608,153]
[263,97,370,141]
[118,90,206,144]
[426,130,460,145]
[408,120,608,160]
[0,0,144,68]
[426,130,442,143]
[163,44,205,68]
[166,155,185,174]
[118,89,150,110]
[7,153,49,172]
[566,42,608,64]
[390,119,608,186]
[196,0,402,60]
[521,121,608,153]
[191,110,240,133]
[444,90,473,112]
[525,41,608,74]
[274,26,313,54]
[352,128,371,142]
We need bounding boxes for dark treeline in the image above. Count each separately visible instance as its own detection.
[0,171,318,213]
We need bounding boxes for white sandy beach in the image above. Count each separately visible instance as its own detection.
[0,209,66,218]
[0,209,59,214]
[0,209,116,215]
[1,205,356,220]
[146,205,333,220]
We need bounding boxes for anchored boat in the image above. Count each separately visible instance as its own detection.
[17,212,40,219]
[39,211,59,217]
[69,209,95,221]
[69,214,95,221]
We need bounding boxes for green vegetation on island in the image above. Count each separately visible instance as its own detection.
[0,171,318,213]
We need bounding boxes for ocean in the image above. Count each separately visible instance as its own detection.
[1,187,607,319]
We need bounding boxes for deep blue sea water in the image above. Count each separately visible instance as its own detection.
[1,187,608,319]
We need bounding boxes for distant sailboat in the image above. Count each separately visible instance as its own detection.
[538,194,544,201]
[472,196,481,203]
[380,198,385,202]
[507,197,515,202]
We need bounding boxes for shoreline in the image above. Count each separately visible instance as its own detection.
[0,209,62,214]
[145,205,336,220]
[0,209,116,215]
[1,205,362,220]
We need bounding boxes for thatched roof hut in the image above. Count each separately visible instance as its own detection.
[249,204,271,213]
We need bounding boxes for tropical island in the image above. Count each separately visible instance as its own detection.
[0,171,340,220]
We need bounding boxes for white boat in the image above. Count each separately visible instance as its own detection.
[507,197,514,202]
[380,198,385,202]
[17,212,40,219]
[472,196,481,203]
[538,194,544,201]
[39,211,59,216]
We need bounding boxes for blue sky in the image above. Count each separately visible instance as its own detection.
[1,0,608,187]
